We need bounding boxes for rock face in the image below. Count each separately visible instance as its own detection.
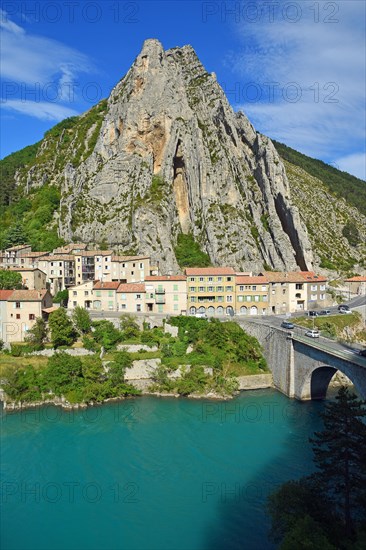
[37,39,316,273]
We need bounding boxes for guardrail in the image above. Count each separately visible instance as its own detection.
[291,334,366,367]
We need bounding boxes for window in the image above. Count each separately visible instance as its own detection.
[108,301,114,310]
[158,304,163,313]
[252,286,257,291]
[199,286,204,292]
[131,271,134,275]
[139,263,143,269]
[239,286,244,291]
[199,277,204,282]
[132,263,136,267]
[173,284,178,291]
[122,263,125,268]
[16,314,20,319]
[95,291,101,297]
[73,301,77,307]
[262,285,267,291]
[51,262,54,266]
[263,295,268,301]
[120,293,126,300]
[238,295,243,302]
[174,295,178,301]
[96,257,100,262]
[208,277,213,282]
[311,285,317,291]
[136,304,141,312]
[246,296,251,302]
[320,293,325,300]
[208,286,214,292]
[226,286,233,291]
[311,294,317,300]
[190,297,196,302]
[15,302,21,309]
[320,285,326,291]
[174,304,178,311]
[108,291,114,297]
[217,286,223,292]
[190,277,195,282]
[282,288,286,294]
[121,304,126,310]
[136,294,141,300]
[51,270,54,275]
[217,296,224,302]
[296,283,304,290]
[254,295,259,302]
[73,291,77,296]
[189,287,196,292]
[217,277,222,282]
[227,277,232,282]
[59,262,62,267]
[227,296,233,302]
[84,291,89,296]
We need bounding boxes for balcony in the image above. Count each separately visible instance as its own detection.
[155,288,165,294]
[155,294,166,304]
[64,277,76,286]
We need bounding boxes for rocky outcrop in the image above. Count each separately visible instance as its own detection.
[56,39,313,273]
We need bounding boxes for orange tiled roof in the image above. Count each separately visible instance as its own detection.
[93,281,121,290]
[185,267,236,276]
[299,271,327,282]
[0,290,14,301]
[345,276,366,282]
[6,244,30,252]
[7,289,48,301]
[262,271,306,283]
[38,255,75,262]
[117,283,145,293]
[236,276,269,285]
[145,275,186,281]
[77,250,113,257]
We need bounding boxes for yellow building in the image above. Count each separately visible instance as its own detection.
[185,267,236,316]
[9,267,47,290]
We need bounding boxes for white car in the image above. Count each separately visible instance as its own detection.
[305,329,320,338]
[195,313,207,319]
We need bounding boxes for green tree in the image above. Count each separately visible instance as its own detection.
[72,306,92,334]
[342,221,360,247]
[25,317,48,349]
[92,320,122,350]
[119,314,140,340]
[280,516,336,550]
[53,289,69,306]
[48,308,77,348]
[310,387,366,538]
[3,222,28,248]
[108,351,132,384]
[0,270,23,289]
[44,353,83,395]
[174,233,211,268]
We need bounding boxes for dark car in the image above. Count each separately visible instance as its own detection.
[319,310,331,316]
[281,321,295,330]
[338,304,350,311]
[308,311,318,317]
[358,349,366,357]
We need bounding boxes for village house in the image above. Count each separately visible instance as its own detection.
[345,276,366,297]
[235,275,269,316]
[9,267,47,290]
[299,271,329,308]
[37,254,76,294]
[68,281,95,310]
[185,267,236,316]
[144,275,187,315]
[0,289,53,343]
[116,283,146,313]
[261,271,308,314]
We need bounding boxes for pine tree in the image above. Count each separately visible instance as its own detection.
[25,317,48,349]
[310,387,366,538]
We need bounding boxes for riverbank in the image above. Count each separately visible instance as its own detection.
[0,373,274,411]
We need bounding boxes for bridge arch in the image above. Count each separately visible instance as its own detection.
[310,366,338,400]
[299,363,365,401]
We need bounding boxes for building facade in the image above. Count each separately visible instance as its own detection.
[185,267,236,316]
[144,276,187,315]
[235,276,269,315]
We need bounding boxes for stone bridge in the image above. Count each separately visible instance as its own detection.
[239,320,366,401]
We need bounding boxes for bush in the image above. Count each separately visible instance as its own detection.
[92,320,122,350]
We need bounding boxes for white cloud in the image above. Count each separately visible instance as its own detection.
[229,1,366,171]
[335,153,366,181]
[0,9,94,118]
[3,100,79,121]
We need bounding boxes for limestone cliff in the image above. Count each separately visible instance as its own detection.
[12,39,316,273]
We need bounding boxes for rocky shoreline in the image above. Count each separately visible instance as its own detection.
[0,374,274,412]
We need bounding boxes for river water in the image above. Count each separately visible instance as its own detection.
[0,389,328,550]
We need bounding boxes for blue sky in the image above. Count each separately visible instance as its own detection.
[1,0,365,179]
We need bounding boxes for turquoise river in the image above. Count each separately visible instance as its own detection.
[1,389,329,550]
